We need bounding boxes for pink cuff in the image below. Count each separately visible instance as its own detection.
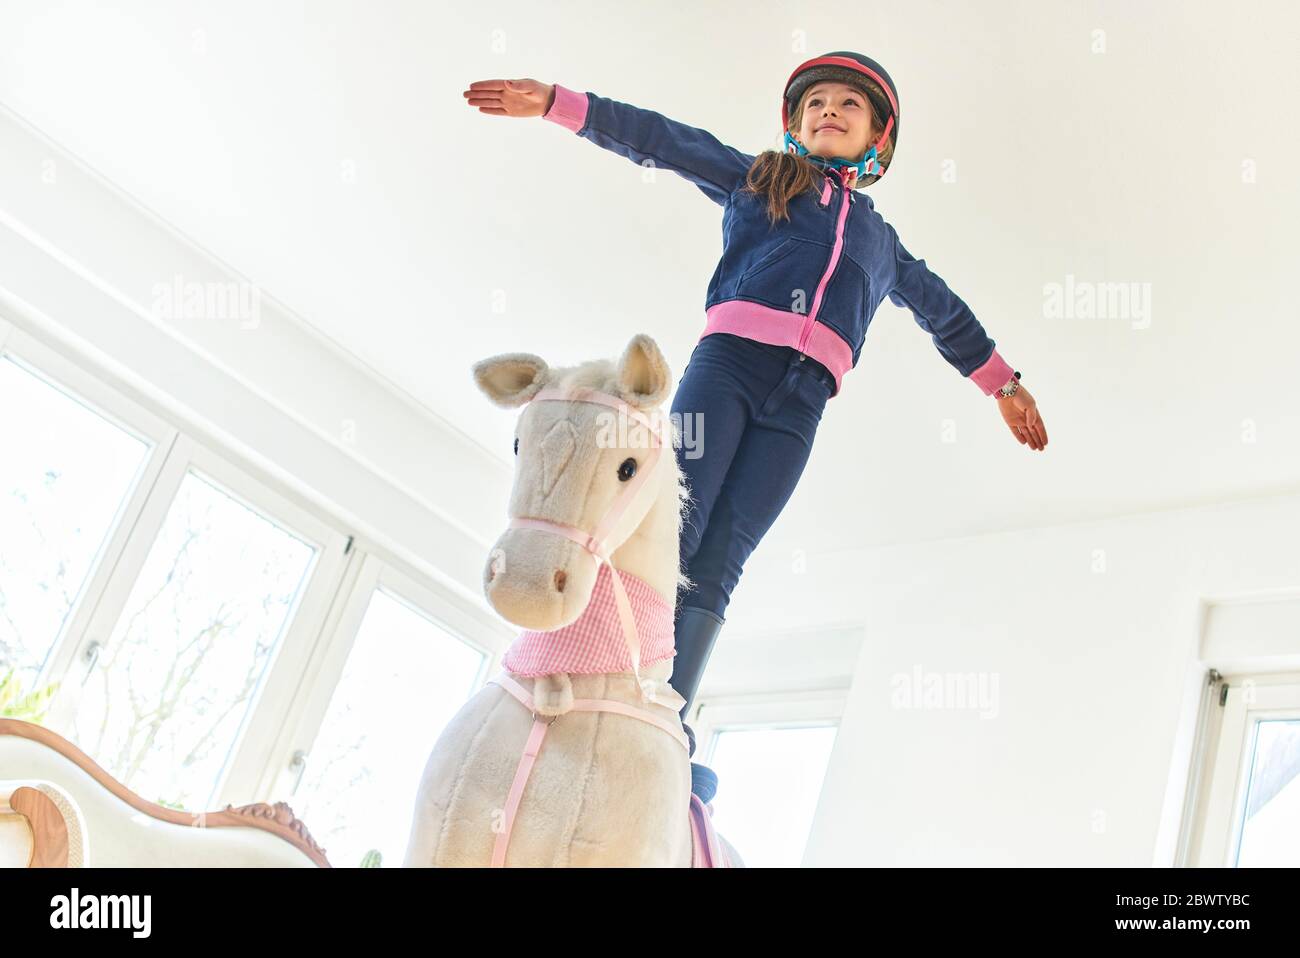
[542,83,589,133]
[970,347,1015,395]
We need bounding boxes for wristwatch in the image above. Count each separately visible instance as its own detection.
[996,370,1022,399]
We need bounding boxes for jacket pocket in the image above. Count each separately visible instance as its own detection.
[738,238,799,284]
[736,237,830,313]
[816,252,870,345]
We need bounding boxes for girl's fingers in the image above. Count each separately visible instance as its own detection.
[465,80,533,98]
[477,107,509,115]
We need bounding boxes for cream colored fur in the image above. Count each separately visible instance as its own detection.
[403,335,742,867]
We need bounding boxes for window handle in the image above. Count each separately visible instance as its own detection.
[80,640,102,684]
[288,749,308,795]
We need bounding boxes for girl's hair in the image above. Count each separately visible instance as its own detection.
[738,77,896,226]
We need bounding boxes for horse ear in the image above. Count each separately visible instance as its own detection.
[614,334,672,409]
[472,353,550,408]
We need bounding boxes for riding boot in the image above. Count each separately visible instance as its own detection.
[670,604,725,804]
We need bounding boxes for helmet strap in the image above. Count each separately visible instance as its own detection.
[783,130,884,181]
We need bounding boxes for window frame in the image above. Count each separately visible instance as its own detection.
[247,549,510,802]
[2,323,178,691]
[46,427,354,808]
[693,688,847,763]
[1185,671,1300,867]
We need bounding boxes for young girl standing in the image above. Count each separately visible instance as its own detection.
[465,52,1048,801]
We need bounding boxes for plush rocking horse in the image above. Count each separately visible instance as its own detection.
[403,334,741,868]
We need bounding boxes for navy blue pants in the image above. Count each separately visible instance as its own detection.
[669,332,835,620]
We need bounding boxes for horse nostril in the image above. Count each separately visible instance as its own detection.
[554,570,567,593]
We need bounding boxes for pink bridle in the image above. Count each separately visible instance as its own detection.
[486,383,713,867]
[505,384,668,702]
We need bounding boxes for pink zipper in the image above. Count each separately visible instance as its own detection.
[798,171,853,353]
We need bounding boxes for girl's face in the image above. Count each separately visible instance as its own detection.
[793,81,874,161]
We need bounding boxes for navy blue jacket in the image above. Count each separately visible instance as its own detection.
[542,84,1013,398]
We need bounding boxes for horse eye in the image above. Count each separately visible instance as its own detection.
[618,457,637,481]
[513,436,519,456]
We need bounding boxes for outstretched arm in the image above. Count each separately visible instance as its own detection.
[886,222,1047,449]
[886,221,1011,392]
[464,78,754,206]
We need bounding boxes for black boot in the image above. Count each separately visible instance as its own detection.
[670,605,725,803]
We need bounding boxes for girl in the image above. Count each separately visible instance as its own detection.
[464,52,1048,801]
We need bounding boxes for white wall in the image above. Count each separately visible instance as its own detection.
[801,491,1300,866]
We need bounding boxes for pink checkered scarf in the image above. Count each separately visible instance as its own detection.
[502,562,676,677]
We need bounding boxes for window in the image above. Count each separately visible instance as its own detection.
[288,587,487,868]
[693,691,845,867]
[1233,716,1300,866]
[1185,673,1300,866]
[705,724,838,867]
[70,467,319,809]
[0,354,151,690]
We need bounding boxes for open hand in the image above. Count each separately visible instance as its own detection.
[463,78,555,118]
[996,385,1048,450]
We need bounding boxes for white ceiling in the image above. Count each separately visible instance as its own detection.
[2,0,1297,573]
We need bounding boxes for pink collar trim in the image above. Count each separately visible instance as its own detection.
[502,562,676,677]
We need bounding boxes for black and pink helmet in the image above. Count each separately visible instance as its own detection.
[781,51,900,185]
